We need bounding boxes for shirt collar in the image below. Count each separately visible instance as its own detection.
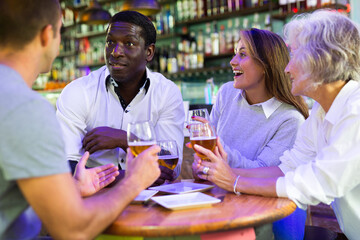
[105,68,150,94]
[325,80,359,124]
[236,90,282,118]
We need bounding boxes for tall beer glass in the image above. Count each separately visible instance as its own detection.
[189,122,216,160]
[127,121,156,157]
[157,140,179,170]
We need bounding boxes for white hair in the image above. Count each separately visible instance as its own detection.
[284,9,360,86]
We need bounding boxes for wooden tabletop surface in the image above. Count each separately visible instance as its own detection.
[103,183,296,237]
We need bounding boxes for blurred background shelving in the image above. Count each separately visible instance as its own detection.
[34,0,352,106]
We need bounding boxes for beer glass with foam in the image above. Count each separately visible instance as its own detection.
[189,122,216,160]
[127,121,156,157]
[157,140,179,170]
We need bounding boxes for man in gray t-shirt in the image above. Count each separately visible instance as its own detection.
[0,1,162,239]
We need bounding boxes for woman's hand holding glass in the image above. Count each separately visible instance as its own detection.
[189,122,217,161]
[192,138,237,192]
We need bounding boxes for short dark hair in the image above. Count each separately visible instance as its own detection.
[0,0,61,49]
[109,11,156,47]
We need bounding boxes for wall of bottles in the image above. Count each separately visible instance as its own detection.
[34,0,349,104]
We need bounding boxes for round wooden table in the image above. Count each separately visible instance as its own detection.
[102,184,296,237]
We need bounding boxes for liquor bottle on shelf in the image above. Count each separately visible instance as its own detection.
[233,18,240,48]
[189,0,197,19]
[177,41,185,71]
[168,43,178,73]
[297,0,307,10]
[206,0,212,16]
[156,13,163,35]
[159,47,168,73]
[227,0,235,12]
[177,0,184,21]
[220,0,228,13]
[197,29,205,69]
[182,0,190,20]
[243,17,249,30]
[211,21,220,56]
[197,0,205,18]
[279,0,288,14]
[289,0,297,13]
[205,23,212,56]
[235,0,244,10]
[219,25,227,54]
[226,19,234,53]
[212,0,220,15]
[252,13,261,29]
[189,32,198,69]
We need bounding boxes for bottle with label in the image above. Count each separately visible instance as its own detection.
[197,29,205,68]
[177,41,185,72]
[228,0,235,11]
[219,24,227,54]
[182,0,189,20]
[211,21,220,56]
[197,0,205,18]
[206,0,213,16]
[235,0,244,10]
[226,19,234,53]
[205,23,213,56]
[212,0,220,15]
[189,0,198,19]
[189,32,197,69]
[220,0,228,13]
[176,0,184,21]
[159,47,168,73]
[167,43,178,73]
[252,13,261,29]
[233,18,240,49]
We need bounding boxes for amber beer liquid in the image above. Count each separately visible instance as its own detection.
[158,155,179,170]
[190,136,217,159]
[128,141,156,157]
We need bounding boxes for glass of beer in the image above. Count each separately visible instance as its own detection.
[157,140,179,170]
[127,121,156,157]
[189,122,216,160]
[187,108,210,125]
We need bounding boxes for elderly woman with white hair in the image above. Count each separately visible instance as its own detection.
[193,9,360,240]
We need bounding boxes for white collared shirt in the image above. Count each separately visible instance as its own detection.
[240,90,282,119]
[276,80,360,240]
[56,66,185,176]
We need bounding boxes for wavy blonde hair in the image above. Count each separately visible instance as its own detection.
[284,10,360,86]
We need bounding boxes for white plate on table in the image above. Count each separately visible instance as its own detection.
[151,192,221,210]
[133,190,159,203]
[148,182,214,194]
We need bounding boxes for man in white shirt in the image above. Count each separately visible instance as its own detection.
[57,11,185,184]
[192,10,360,240]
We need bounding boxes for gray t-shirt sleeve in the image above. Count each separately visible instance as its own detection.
[1,98,70,180]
